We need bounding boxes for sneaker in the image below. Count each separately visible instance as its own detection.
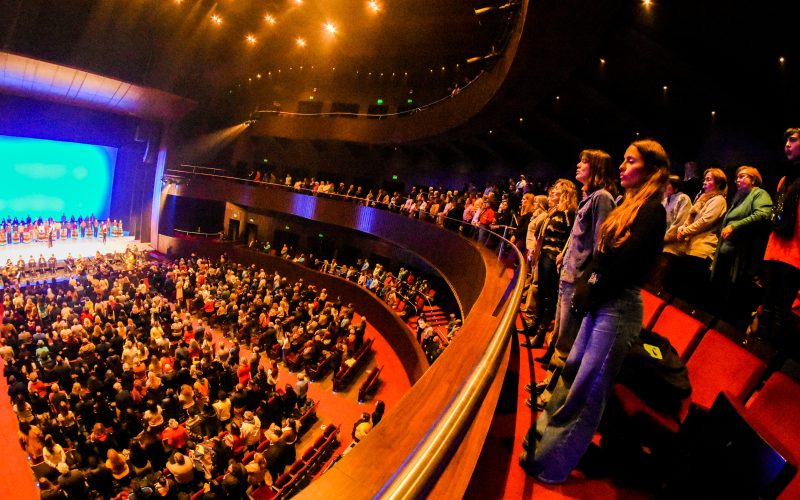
[524,383,532,393]
[535,381,548,395]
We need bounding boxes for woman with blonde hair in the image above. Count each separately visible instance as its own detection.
[672,167,728,305]
[521,139,669,483]
[521,179,578,347]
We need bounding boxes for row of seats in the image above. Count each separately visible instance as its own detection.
[251,424,340,500]
[332,338,374,392]
[613,289,800,497]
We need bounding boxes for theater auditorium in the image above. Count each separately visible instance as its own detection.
[1,0,799,498]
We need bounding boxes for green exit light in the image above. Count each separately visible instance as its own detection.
[392,175,398,180]
[376,99,384,105]
[263,158,268,163]
[407,99,413,104]
[318,233,324,238]
[309,96,314,100]
[284,225,290,230]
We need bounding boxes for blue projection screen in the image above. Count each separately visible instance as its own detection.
[0,135,117,220]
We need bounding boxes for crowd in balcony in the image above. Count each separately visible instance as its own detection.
[2,245,392,499]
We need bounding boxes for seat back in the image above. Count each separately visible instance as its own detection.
[685,329,769,411]
[662,392,795,498]
[301,446,316,463]
[273,471,293,489]
[746,361,800,499]
[641,289,668,331]
[651,303,707,360]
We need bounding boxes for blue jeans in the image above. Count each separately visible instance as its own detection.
[530,287,642,483]
[550,281,579,369]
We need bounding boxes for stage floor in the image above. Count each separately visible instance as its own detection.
[0,236,151,265]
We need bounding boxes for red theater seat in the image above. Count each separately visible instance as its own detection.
[685,328,770,411]
[650,301,708,361]
[746,361,800,499]
[641,289,668,331]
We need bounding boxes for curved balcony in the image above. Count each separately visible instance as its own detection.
[157,172,525,498]
[243,0,616,144]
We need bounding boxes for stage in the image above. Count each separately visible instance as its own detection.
[0,236,152,267]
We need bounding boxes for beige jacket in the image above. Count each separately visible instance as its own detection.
[678,195,727,259]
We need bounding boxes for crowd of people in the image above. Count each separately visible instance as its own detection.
[0,215,124,247]
[245,241,462,364]
[2,245,391,499]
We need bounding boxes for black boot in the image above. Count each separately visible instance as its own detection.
[535,339,556,365]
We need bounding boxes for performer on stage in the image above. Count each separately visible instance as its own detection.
[48,254,57,274]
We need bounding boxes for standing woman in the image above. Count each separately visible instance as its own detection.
[521,180,578,347]
[530,149,618,405]
[674,168,727,306]
[521,139,668,484]
[758,128,800,358]
[710,166,773,324]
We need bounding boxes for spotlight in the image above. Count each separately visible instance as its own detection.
[264,14,276,25]
[210,14,222,25]
[324,22,337,35]
[296,37,306,47]
[246,34,257,45]
[367,0,380,13]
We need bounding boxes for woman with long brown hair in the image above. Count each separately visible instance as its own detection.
[520,179,578,348]
[521,139,669,484]
[528,149,618,408]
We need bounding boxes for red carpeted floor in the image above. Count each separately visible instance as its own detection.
[0,360,46,500]
[466,315,657,499]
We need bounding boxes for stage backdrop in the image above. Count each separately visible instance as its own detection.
[0,134,116,220]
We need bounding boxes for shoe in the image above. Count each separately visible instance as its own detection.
[534,381,548,395]
[535,395,549,411]
[524,383,532,393]
[525,397,532,408]
[534,353,552,365]
[519,452,536,476]
[521,335,544,349]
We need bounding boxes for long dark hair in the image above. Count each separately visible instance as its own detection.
[581,149,619,198]
[772,128,800,237]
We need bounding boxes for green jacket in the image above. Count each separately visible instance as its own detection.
[712,187,773,283]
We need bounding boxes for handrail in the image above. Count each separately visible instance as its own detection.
[174,229,223,238]
[164,168,518,234]
[378,245,525,499]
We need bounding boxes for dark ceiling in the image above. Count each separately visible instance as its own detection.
[2,0,800,171]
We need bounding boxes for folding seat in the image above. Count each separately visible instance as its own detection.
[613,325,772,438]
[684,327,770,411]
[641,288,668,331]
[746,360,800,499]
[661,392,795,498]
[323,424,338,438]
[650,300,709,360]
[301,446,316,464]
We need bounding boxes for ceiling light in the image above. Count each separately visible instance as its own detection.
[368,1,381,13]
[210,14,222,25]
[324,22,337,35]
[264,14,276,25]
[296,38,306,47]
[246,34,257,45]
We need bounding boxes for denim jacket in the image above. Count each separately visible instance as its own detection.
[559,189,616,284]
